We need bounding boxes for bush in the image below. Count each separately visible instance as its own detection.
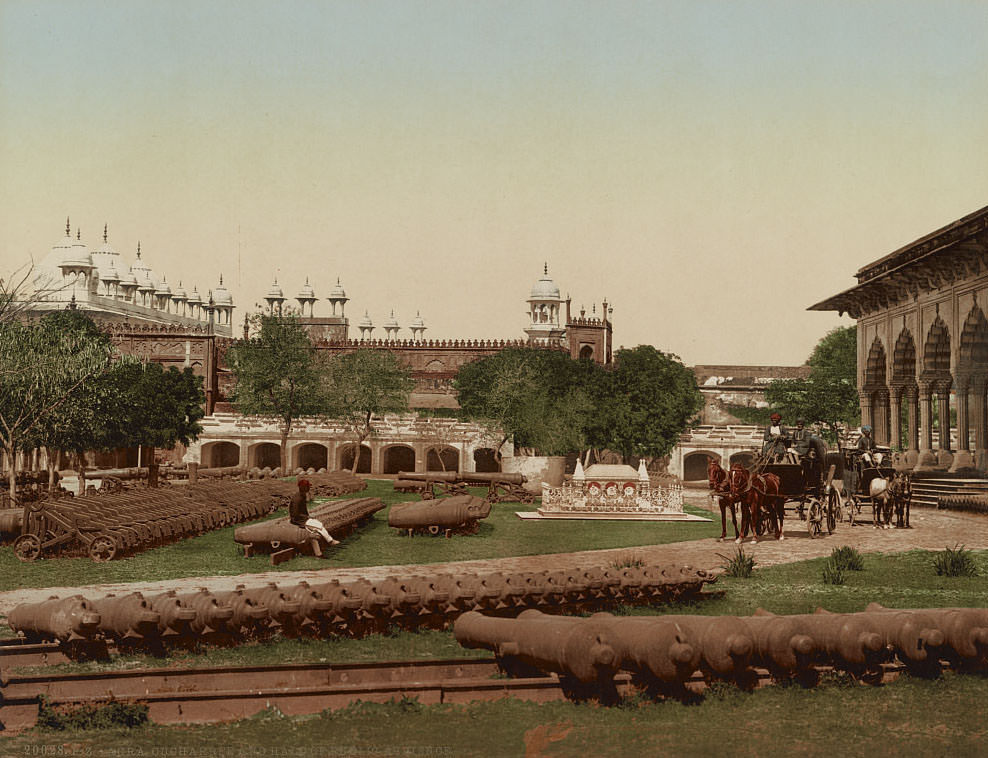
[36,696,149,731]
[830,546,864,572]
[933,544,979,577]
[821,558,845,585]
[609,553,646,570]
[718,547,755,578]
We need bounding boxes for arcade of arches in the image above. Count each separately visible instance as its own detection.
[812,204,988,473]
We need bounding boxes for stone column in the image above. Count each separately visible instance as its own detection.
[937,380,953,451]
[889,389,903,452]
[874,389,890,446]
[973,376,988,473]
[916,381,937,470]
[858,391,873,435]
[950,375,974,472]
[905,384,919,465]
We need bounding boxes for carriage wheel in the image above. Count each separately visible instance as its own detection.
[89,535,118,562]
[13,534,42,562]
[826,490,838,534]
[806,500,824,539]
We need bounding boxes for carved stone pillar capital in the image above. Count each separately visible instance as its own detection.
[904,383,919,402]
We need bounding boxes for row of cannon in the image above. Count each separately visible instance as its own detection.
[5,563,715,653]
[393,471,535,505]
[454,605,988,693]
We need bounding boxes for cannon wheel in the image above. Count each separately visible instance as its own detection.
[806,499,824,539]
[826,489,839,534]
[89,535,118,562]
[13,534,42,562]
[428,525,441,536]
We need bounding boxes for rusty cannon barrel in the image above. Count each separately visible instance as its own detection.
[90,592,162,644]
[0,508,24,538]
[862,603,949,674]
[790,610,886,671]
[8,595,101,643]
[741,610,817,675]
[148,591,201,639]
[234,521,317,551]
[214,586,274,638]
[174,589,236,636]
[454,609,619,684]
[662,615,756,680]
[388,494,492,533]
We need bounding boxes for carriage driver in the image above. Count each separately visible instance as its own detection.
[290,479,341,549]
[787,418,812,464]
[762,413,790,463]
[856,425,879,467]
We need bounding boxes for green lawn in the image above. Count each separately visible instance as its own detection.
[0,479,719,591]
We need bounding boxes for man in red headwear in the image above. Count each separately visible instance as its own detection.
[762,413,790,462]
[290,478,340,547]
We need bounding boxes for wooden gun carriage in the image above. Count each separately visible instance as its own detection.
[393,471,533,504]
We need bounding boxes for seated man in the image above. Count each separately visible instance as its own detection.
[290,478,341,548]
[787,418,812,464]
[762,413,790,463]
[857,425,880,467]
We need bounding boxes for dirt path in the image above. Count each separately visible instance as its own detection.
[2,507,986,619]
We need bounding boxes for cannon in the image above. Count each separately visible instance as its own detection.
[388,494,492,536]
[8,595,102,643]
[394,471,532,504]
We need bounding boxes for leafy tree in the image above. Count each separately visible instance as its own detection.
[0,310,117,506]
[763,326,859,444]
[607,345,703,462]
[227,312,331,472]
[98,362,205,485]
[323,349,414,473]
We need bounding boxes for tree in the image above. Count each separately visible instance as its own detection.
[323,349,414,473]
[763,326,859,443]
[0,310,116,508]
[227,313,330,472]
[607,345,703,463]
[455,347,595,458]
[99,362,205,485]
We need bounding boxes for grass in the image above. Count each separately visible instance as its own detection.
[0,479,719,591]
[6,672,988,756]
[717,546,755,578]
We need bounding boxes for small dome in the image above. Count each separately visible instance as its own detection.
[266,278,284,299]
[410,310,425,328]
[130,242,154,284]
[384,309,399,329]
[120,267,139,288]
[529,263,560,300]
[296,277,315,300]
[92,225,120,269]
[171,281,188,302]
[60,228,93,269]
[156,277,172,297]
[359,310,373,328]
[187,288,203,306]
[214,275,233,306]
[99,261,121,284]
[329,278,347,299]
[137,273,156,294]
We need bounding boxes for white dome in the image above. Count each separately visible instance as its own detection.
[384,310,399,329]
[171,282,188,301]
[156,277,172,297]
[91,225,120,272]
[266,278,284,299]
[120,267,139,288]
[187,288,203,305]
[99,261,121,283]
[214,276,233,306]
[59,228,92,269]
[296,277,315,300]
[529,265,560,300]
[410,311,425,328]
[329,278,347,299]
[130,243,154,284]
[137,273,156,293]
[359,310,373,328]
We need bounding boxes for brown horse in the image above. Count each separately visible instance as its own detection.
[728,466,785,543]
[707,458,740,542]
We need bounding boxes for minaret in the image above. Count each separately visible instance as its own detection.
[264,276,285,314]
[524,263,566,345]
[295,277,317,316]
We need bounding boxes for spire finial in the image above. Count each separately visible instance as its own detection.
[305,276,309,285]
[103,224,108,243]
[136,242,141,259]
[76,227,81,241]
[219,274,224,285]
[66,217,71,236]
[543,262,548,276]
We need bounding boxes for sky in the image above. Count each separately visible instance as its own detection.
[1,0,987,365]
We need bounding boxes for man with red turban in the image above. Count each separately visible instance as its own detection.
[762,412,790,462]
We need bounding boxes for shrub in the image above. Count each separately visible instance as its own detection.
[933,544,978,577]
[36,696,149,731]
[830,546,864,572]
[718,547,755,578]
[821,558,845,585]
[609,553,646,570]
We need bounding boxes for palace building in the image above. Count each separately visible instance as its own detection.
[811,204,988,476]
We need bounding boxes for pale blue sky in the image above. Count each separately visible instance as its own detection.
[2,1,987,363]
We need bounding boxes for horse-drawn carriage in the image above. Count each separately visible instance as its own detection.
[708,437,840,541]
[832,448,911,529]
